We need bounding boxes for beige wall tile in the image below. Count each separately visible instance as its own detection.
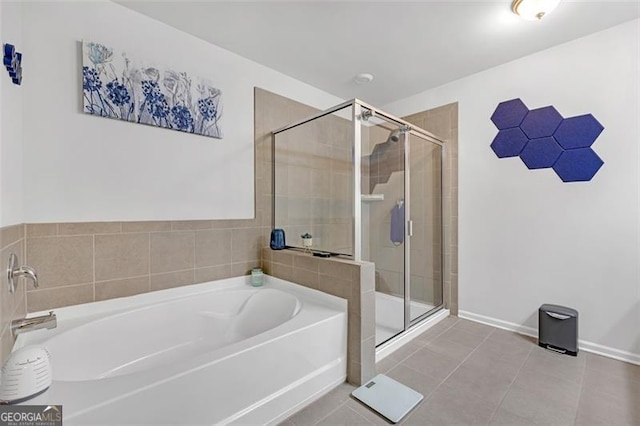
[260,260,272,275]
[319,259,357,281]
[150,270,194,291]
[293,253,320,272]
[27,284,94,312]
[359,262,375,293]
[318,274,351,299]
[231,261,260,276]
[271,250,293,266]
[360,291,376,341]
[261,247,272,263]
[151,231,195,274]
[26,223,57,237]
[95,233,150,281]
[27,236,93,288]
[348,313,362,360]
[10,282,26,327]
[272,263,294,282]
[195,229,232,267]
[58,222,122,235]
[0,224,23,249]
[231,228,261,262]
[360,336,376,383]
[170,220,214,230]
[95,276,149,301]
[292,267,318,289]
[1,241,24,332]
[348,361,361,386]
[194,264,232,283]
[0,231,25,364]
[121,221,171,233]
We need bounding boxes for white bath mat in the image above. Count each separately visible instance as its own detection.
[351,374,423,423]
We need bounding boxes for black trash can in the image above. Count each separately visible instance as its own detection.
[538,304,578,356]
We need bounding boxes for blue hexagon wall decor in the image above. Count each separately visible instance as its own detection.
[553,114,604,150]
[490,98,529,130]
[3,43,22,85]
[520,106,563,139]
[490,127,529,158]
[553,148,604,182]
[519,137,564,170]
[490,99,605,182]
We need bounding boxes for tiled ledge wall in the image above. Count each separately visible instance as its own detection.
[0,224,27,366]
[262,248,375,386]
[24,221,269,312]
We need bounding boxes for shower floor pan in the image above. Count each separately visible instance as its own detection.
[375,292,435,346]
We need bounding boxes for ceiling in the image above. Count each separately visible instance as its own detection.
[117,1,640,106]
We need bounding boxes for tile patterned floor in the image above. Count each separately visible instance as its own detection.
[281,316,640,425]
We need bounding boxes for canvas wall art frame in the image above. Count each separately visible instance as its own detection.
[82,41,222,139]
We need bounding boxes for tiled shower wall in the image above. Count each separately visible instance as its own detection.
[0,225,28,366]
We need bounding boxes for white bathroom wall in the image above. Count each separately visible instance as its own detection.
[21,0,341,222]
[384,19,640,360]
[0,1,24,227]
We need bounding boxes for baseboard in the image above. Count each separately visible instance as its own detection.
[459,310,640,366]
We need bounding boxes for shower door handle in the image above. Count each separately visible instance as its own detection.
[407,220,413,237]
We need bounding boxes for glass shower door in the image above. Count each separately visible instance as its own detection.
[361,116,406,346]
[408,132,443,322]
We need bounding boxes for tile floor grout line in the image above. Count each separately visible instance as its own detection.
[401,326,497,424]
[344,404,374,425]
[387,318,460,366]
[486,343,535,423]
[572,352,589,425]
[311,400,350,426]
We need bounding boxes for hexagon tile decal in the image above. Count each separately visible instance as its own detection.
[554,114,604,150]
[490,127,529,158]
[491,99,529,130]
[520,137,563,170]
[490,99,605,182]
[520,106,564,139]
[553,148,604,182]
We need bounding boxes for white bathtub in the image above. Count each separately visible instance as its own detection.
[13,275,347,425]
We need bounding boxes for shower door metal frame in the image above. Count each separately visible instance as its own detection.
[404,131,446,330]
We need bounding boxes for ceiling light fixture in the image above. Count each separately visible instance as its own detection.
[511,0,560,21]
[354,73,374,84]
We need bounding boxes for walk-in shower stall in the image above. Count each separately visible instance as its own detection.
[273,99,444,347]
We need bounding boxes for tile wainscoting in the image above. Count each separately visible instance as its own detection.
[24,221,269,312]
[0,224,27,366]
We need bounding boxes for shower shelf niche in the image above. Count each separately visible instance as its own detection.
[361,194,385,202]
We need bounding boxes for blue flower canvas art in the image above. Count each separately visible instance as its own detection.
[82,41,223,139]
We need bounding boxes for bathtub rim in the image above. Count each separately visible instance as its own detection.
[15,274,347,351]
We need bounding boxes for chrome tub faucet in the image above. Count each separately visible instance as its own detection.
[11,311,57,337]
[6,252,56,336]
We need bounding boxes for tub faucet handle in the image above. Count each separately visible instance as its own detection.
[7,253,39,293]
